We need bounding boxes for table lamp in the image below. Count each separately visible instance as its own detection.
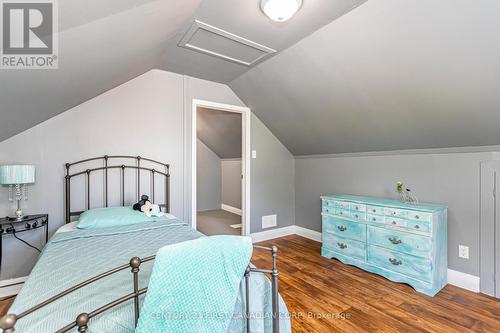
[0,165,36,220]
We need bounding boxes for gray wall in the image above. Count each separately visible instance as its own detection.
[0,69,296,280]
[251,114,295,233]
[196,139,221,211]
[221,159,241,209]
[295,149,500,276]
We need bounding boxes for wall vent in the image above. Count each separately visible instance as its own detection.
[178,20,276,67]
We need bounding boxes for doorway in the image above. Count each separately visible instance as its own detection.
[191,99,250,236]
[480,161,500,297]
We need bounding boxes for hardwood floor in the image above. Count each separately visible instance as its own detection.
[1,235,499,332]
[0,296,14,317]
[252,235,500,333]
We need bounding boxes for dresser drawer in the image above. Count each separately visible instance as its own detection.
[335,201,350,210]
[350,203,366,213]
[407,211,433,223]
[367,226,432,258]
[367,245,432,282]
[384,207,407,218]
[406,220,431,233]
[335,208,351,219]
[367,205,384,215]
[367,214,385,224]
[350,210,366,221]
[385,217,407,228]
[322,205,336,215]
[324,233,366,261]
[324,217,366,242]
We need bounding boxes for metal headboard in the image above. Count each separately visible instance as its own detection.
[65,155,170,223]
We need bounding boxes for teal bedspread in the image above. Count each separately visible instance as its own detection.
[8,219,291,333]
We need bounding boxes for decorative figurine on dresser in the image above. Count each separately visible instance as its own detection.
[321,194,447,296]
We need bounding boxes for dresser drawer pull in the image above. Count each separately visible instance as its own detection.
[389,258,403,266]
[388,237,402,244]
[415,215,420,220]
[337,243,347,249]
[353,214,359,218]
[392,211,397,215]
[414,225,420,229]
[372,209,377,213]
[391,221,397,225]
[355,206,359,210]
[337,225,347,232]
[339,211,344,215]
[371,217,377,222]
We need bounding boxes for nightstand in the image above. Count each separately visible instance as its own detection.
[0,214,49,273]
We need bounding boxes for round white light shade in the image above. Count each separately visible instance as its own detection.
[261,0,303,22]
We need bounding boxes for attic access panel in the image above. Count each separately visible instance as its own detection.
[178,20,276,66]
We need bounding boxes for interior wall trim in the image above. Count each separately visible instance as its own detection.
[294,145,500,159]
[447,269,480,293]
[254,226,481,293]
[250,226,296,243]
[191,99,251,236]
[221,204,242,216]
[0,276,28,298]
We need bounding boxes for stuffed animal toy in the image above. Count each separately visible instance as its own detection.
[133,195,164,218]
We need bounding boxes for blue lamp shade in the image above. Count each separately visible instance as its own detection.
[0,165,36,185]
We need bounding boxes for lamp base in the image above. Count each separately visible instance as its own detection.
[15,207,23,220]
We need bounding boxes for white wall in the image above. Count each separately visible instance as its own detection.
[295,149,500,277]
[197,139,221,211]
[0,69,296,279]
[222,159,242,209]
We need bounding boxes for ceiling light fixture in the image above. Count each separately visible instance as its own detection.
[260,0,303,22]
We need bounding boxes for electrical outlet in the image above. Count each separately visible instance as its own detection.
[262,214,277,229]
[458,245,469,259]
[252,150,257,159]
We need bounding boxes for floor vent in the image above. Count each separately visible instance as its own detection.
[178,20,276,66]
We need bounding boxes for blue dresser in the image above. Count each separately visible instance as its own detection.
[321,194,447,296]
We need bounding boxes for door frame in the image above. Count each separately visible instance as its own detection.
[191,99,251,236]
[480,161,500,297]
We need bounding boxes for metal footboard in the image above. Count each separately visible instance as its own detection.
[0,245,280,333]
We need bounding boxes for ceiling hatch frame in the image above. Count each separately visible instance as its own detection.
[178,20,276,67]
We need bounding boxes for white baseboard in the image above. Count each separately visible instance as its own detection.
[294,226,323,242]
[221,204,242,216]
[0,276,27,298]
[251,225,482,293]
[250,226,296,243]
[447,269,480,292]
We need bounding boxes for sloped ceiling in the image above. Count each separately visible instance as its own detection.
[158,0,367,83]
[3,0,500,156]
[197,107,242,159]
[230,0,500,155]
[0,0,203,142]
[0,0,365,143]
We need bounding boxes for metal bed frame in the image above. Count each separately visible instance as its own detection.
[0,155,281,333]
